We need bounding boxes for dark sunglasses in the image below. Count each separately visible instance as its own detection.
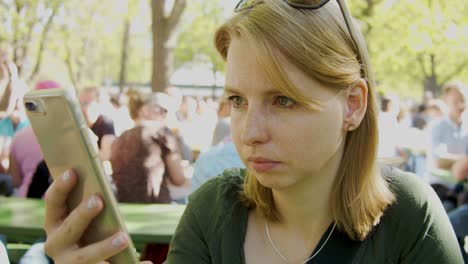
[234,0,374,84]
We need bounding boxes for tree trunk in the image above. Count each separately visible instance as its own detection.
[29,6,59,82]
[422,54,441,96]
[119,18,131,92]
[151,20,170,93]
[423,75,439,97]
[65,46,78,89]
[151,0,186,93]
[211,67,217,99]
[12,0,22,74]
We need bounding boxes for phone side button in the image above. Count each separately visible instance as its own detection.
[80,126,99,158]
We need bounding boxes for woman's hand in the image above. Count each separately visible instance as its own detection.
[43,170,153,264]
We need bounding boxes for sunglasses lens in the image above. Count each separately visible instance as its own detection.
[235,0,260,12]
[288,0,324,4]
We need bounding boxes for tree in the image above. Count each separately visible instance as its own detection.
[0,0,62,81]
[151,0,186,92]
[350,0,468,97]
[119,17,131,91]
[174,0,225,95]
[50,0,124,88]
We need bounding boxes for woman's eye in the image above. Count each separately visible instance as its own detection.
[227,96,246,108]
[274,96,296,108]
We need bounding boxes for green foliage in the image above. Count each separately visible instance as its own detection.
[0,0,466,98]
[350,0,468,97]
[174,0,225,82]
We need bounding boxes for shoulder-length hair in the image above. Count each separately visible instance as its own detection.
[214,0,395,241]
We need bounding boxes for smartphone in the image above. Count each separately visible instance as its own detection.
[23,88,139,263]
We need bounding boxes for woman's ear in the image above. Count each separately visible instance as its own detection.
[344,79,368,130]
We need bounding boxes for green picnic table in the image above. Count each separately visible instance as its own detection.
[0,197,185,252]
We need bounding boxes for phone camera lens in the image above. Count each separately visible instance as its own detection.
[25,102,38,112]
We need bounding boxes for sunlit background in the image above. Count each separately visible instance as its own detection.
[0,0,466,98]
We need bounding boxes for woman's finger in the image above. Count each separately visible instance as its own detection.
[63,232,130,264]
[44,194,103,256]
[43,170,78,232]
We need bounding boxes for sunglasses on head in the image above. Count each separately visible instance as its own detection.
[234,0,374,83]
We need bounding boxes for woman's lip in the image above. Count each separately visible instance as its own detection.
[248,161,281,172]
[247,157,279,163]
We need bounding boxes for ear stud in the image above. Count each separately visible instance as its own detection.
[348,125,355,131]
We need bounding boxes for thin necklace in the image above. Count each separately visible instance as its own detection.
[265,220,337,264]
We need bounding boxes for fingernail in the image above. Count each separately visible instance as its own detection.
[111,233,128,248]
[87,195,98,209]
[62,170,70,183]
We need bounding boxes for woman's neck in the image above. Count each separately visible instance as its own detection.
[271,146,343,234]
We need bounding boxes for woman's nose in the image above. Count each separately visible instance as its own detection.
[240,108,270,146]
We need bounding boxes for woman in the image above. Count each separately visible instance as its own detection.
[111,91,187,203]
[42,0,463,263]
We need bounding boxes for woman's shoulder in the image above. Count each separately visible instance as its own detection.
[188,168,246,210]
[378,166,451,243]
[377,167,462,261]
[382,166,439,211]
[185,168,247,237]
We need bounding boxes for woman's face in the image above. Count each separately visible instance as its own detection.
[225,37,348,190]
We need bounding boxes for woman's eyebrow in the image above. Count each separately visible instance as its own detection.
[225,86,283,96]
[224,86,239,94]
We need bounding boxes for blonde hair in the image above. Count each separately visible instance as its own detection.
[127,88,146,121]
[214,0,395,241]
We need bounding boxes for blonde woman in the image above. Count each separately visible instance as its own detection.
[42,0,462,263]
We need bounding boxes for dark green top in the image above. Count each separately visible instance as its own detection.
[165,167,463,263]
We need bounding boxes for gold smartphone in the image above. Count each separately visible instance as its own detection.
[23,88,139,263]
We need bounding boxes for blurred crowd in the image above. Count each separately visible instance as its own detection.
[0,58,467,261]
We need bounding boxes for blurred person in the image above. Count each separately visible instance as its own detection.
[0,169,13,196]
[26,160,52,199]
[107,91,133,136]
[41,1,463,263]
[127,89,192,162]
[111,91,188,263]
[164,87,184,133]
[399,102,432,176]
[412,103,428,130]
[211,100,232,146]
[452,155,468,182]
[426,98,446,124]
[430,183,458,212]
[428,81,468,172]
[0,61,29,137]
[0,54,25,112]
[174,95,194,122]
[110,124,186,203]
[423,90,434,104]
[377,94,402,158]
[191,138,244,193]
[448,192,468,263]
[396,99,412,129]
[178,96,217,154]
[78,87,116,161]
[112,90,188,203]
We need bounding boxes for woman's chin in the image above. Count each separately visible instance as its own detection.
[251,171,296,190]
